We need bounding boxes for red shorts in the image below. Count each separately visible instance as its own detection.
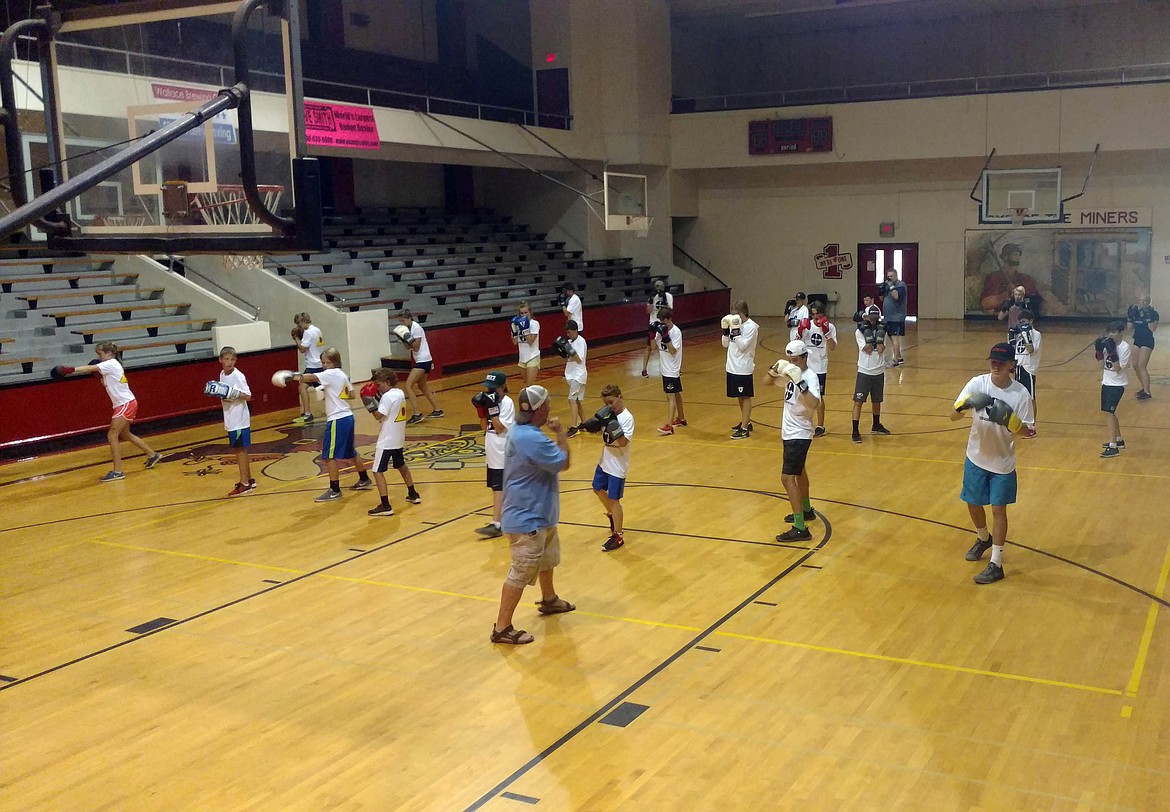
[113,399,139,422]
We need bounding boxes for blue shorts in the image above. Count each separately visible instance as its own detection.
[961,457,1017,507]
[227,428,250,448]
[322,414,357,460]
[592,465,625,501]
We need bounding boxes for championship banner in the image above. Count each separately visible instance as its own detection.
[964,209,1151,318]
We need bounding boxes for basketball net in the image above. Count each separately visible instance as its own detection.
[187,184,284,272]
[1010,207,1030,228]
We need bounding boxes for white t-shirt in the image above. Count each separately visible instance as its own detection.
[855,326,886,376]
[956,373,1034,474]
[301,324,324,368]
[781,367,822,441]
[787,304,809,340]
[408,321,432,364]
[723,318,758,375]
[564,336,587,384]
[219,368,251,432]
[518,318,541,363]
[1013,328,1041,375]
[565,294,583,333]
[1102,340,1131,387]
[376,387,409,451]
[315,368,354,421]
[800,321,836,375]
[97,359,134,407]
[659,325,683,377]
[649,291,673,325]
[599,407,635,478]
[485,394,516,469]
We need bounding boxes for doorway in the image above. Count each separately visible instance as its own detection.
[857,243,918,317]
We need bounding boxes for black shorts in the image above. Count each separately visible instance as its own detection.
[374,447,405,472]
[817,373,827,394]
[1133,333,1154,349]
[487,467,503,491]
[726,372,754,398]
[413,361,433,373]
[304,365,323,388]
[782,438,812,476]
[646,326,660,345]
[885,321,906,336]
[1015,367,1036,398]
[853,371,885,404]
[663,376,682,394]
[1101,385,1124,413]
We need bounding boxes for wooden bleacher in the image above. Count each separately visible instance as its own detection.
[69,318,217,344]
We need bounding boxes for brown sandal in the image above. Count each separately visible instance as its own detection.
[535,596,576,616]
[490,624,534,644]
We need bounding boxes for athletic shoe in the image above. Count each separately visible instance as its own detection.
[732,422,754,433]
[475,523,503,538]
[144,452,162,468]
[314,489,342,502]
[852,432,862,444]
[672,418,688,427]
[730,427,750,440]
[1021,427,1037,439]
[349,478,375,491]
[566,426,579,438]
[641,369,649,378]
[974,562,1005,584]
[784,509,816,523]
[813,426,826,438]
[239,480,257,495]
[228,482,252,497]
[407,414,425,425]
[872,424,891,435]
[293,414,311,424]
[368,504,395,517]
[776,527,812,542]
[429,409,445,418]
[1100,446,1121,459]
[893,358,905,366]
[1136,390,1152,400]
[405,491,422,504]
[99,471,125,482]
[657,424,674,435]
[965,537,993,561]
[1101,440,1126,450]
[602,534,625,552]
[883,359,896,368]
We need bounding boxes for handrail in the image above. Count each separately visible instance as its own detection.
[673,242,729,289]
[263,258,350,307]
[673,62,1170,113]
[163,256,261,319]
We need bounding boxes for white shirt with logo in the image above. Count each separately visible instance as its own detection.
[723,318,758,375]
[219,368,251,431]
[781,368,822,440]
[787,304,809,340]
[956,373,1034,474]
[599,407,635,478]
[565,294,583,333]
[98,359,134,407]
[301,324,324,368]
[659,325,683,377]
[1102,339,1131,386]
[800,321,837,375]
[485,394,516,469]
[565,336,587,385]
[376,387,409,451]
[409,321,432,364]
[1013,328,1042,375]
[315,368,354,421]
[649,291,674,325]
[855,326,886,376]
[518,318,541,363]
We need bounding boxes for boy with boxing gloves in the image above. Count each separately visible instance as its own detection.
[769,340,822,542]
[359,368,420,516]
[585,383,634,551]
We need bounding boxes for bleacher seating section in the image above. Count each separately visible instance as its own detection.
[0,253,216,381]
[265,207,671,325]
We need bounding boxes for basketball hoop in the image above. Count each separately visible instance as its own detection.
[92,214,149,227]
[626,214,652,238]
[189,184,284,271]
[1010,207,1030,228]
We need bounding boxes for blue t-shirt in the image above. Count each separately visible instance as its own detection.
[884,281,908,321]
[500,422,567,534]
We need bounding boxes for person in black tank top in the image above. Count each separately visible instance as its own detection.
[1126,295,1159,399]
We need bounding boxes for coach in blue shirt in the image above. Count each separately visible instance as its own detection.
[491,385,575,645]
[880,268,908,366]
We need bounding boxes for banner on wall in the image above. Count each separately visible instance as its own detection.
[815,243,853,279]
[303,102,380,150]
[964,212,1151,318]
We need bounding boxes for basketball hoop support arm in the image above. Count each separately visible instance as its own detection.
[1061,143,1100,205]
[969,148,996,204]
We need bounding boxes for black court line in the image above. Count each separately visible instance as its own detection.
[0,675,16,683]
[261,579,281,584]
[752,600,778,606]
[464,495,833,811]
[126,617,177,635]
[802,564,823,570]
[499,792,540,805]
[0,509,480,694]
[348,548,367,552]
[694,645,721,653]
[599,702,650,728]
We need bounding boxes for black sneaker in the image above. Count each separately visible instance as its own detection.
[602,534,625,552]
[367,504,395,517]
[429,409,445,418]
[349,478,375,491]
[407,414,425,425]
[813,426,826,438]
[475,523,503,538]
[405,491,422,504]
[730,427,750,440]
[776,527,812,542]
[872,424,891,435]
[965,537,993,561]
[1101,440,1125,450]
[851,432,862,444]
[1100,446,1120,459]
[974,562,1005,584]
[731,422,754,433]
[566,426,579,438]
[784,509,816,523]
[1136,390,1151,400]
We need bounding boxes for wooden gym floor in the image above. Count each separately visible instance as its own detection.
[2,318,1169,810]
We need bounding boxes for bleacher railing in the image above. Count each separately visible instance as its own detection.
[672,63,1170,113]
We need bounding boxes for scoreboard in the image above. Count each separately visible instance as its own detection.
[748,117,833,155]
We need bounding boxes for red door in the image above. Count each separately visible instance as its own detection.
[857,243,918,317]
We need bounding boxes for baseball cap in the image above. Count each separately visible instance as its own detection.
[785,339,808,356]
[988,342,1015,362]
[483,370,506,389]
[518,385,549,412]
[795,291,806,300]
[861,304,881,319]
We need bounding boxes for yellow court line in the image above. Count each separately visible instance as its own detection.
[89,538,306,574]
[1124,536,1170,697]
[714,630,1123,696]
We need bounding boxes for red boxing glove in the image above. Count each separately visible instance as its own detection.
[797,318,812,337]
[50,365,76,380]
[814,314,830,331]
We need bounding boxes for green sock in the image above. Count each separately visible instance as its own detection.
[793,513,806,531]
[802,497,812,511]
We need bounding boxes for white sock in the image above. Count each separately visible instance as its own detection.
[491,521,501,528]
[976,527,990,542]
[990,545,1004,566]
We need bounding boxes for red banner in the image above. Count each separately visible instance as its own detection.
[304,102,381,150]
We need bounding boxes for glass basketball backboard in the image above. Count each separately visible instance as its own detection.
[980,168,1063,225]
[603,171,649,231]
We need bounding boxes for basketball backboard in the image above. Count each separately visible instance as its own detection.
[979,168,1063,225]
[0,0,320,253]
[603,171,649,231]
